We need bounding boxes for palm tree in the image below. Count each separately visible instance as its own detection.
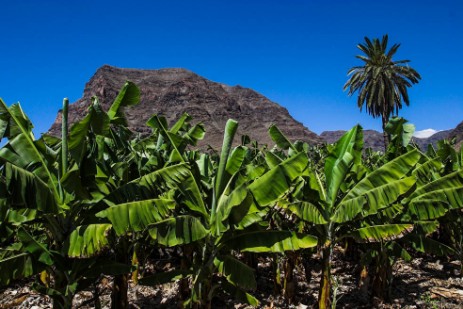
[344,34,421,149]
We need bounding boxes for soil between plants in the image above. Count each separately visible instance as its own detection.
[1,252,463,308]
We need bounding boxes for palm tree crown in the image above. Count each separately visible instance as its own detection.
[344,34,421,148]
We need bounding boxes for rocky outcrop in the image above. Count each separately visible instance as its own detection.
[449,121,463,149]
[49,65,323,149]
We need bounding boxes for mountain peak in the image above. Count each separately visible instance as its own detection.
[49,66,323,148]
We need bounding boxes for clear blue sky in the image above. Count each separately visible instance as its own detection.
[1,0,462,136]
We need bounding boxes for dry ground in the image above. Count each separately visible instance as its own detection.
[1,253,463,308]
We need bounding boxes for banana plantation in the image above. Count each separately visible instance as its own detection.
[1,82,463,309]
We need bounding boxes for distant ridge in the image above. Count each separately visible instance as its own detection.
[49,65,323,148]
[321,128,457,152]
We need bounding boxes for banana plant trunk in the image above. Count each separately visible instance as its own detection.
[179,245,193,304]
[283,251,298,303]
[272,254,282,295]
[318,244,332,309]
[51,270,73,309]
[112,274,128,309]
[111,238,129,309]
[199,241,214,309]
[371,249,392,302]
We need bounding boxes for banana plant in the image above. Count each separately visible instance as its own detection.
[0,81,151,309]
[61,84,210,309]
[279,125,421,308]
[338,118,463,301]
[401,141,463,276]
[92,118,208,309]
[0,97,72,307]
[129,120,317,308]
[384,116,417,159]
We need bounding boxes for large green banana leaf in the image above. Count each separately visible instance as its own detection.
[105,163,190,202]
[4,208,37,226]
[265,151,283,168]
[405,170,463,220]
[349,224,413,242]
[286,201,327,224]
[68,98,109,163]
[96,198,175,236]
[234,208,269,230]
[107,81,140,125]
[18,228,54,265]
[217,184,254,227]
[268,124,296,151]
[412,158,443,186]
[215,119,239,203]
[148,215,208,246]
[325,125,363,206]
[223,230,317,253]
[66,224,112,258]
[332,150,420,223]
[145,115,208,216]
[60,163,92,200]
[249,152,308,206]
[176,172,208,217]
[3,163,58,213]
[385,117,415,148]
[214,254,257,290]
[0,252,43,286]
[0,100,60,202]
[225,146,247,176]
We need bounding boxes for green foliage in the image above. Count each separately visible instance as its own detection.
[1,80,462,309]
[66,224,112,258]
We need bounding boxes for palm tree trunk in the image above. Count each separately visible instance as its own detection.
[381,113,390,150]
[61,98,69,176]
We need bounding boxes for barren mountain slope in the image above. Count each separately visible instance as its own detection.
[49,65,323,148]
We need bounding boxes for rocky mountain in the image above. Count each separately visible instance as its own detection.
[449,121,463,149]
[47,65,462,152]
[49,65,323,149]
[413,130,452,150]
[320,130,384,151]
